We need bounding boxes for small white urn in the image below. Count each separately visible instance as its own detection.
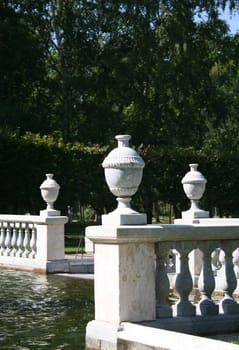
[40,173,61,216]
[181,163,209,219]
[102,135,147,225]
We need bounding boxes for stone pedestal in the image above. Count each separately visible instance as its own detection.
[181,208,209,220]
[87,226,156,324]
[102,212,147,226]
[85,225,156,350]
[40,209,61,217]
[36,216,68,261]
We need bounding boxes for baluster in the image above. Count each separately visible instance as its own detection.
[10,223,17,257]
[174,242,196,316]
[4,223,11,256]
[155,242,172,318]
[198,242,218,315]
[29,224,37,259]
[0,222,6,256]
[16,223,24,257]
[233,247,239,278]
[23,223,30,258]
[219,242,239,314]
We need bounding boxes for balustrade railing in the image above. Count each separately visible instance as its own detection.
[156,240,239,318]
[86,223,239,339]
[0,174,67,273]
[0,214,68,273]
[0,220,37,259]
[165,245,239,293]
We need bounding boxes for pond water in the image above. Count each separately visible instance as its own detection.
[0,270,94,350]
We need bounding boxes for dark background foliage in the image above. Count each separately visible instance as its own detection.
[1,0,239,221]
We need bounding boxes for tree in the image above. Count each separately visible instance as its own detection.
[0,3,51,134]
[4,0,238,145]
[1,0,239,218]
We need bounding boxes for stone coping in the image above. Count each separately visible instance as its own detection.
[0,256,94,274]
[86,320,239,350]
[86,223,239,244]
[118,322,239,350]
[0,214,68,225]
[175,218,239,226]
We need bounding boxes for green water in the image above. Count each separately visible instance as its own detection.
[0,270,94,350]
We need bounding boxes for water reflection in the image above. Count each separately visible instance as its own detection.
[0,270,94,350]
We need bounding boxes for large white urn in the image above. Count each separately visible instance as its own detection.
[181,163,209,219]
[40,173,61,216]
[102,135,147,225]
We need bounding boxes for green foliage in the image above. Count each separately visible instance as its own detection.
[0,3,52,134]
[1,1,239,219]
[0,130,110,214]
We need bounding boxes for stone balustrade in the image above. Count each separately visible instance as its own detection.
[0,174,68,273]
[156,239,239,319]
[0,214,68,273]
[85,221,239,349]
[85,138,239,349]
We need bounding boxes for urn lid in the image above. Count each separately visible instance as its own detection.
[181,164,207,184]
[40,173,60,189]
[102,135,145,169]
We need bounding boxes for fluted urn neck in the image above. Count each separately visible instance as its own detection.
[190,163,198,171]
[102,134,145,169]
[40,174,60,189]
[115,135,131,147]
